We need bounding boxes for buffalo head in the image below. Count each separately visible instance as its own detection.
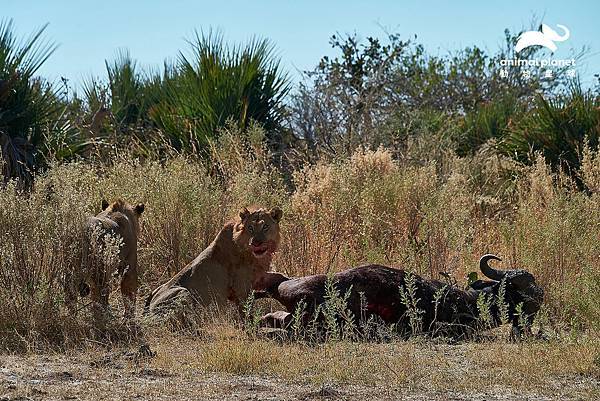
[473,254,544,337]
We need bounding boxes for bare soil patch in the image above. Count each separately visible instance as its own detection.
[1,331,598,401]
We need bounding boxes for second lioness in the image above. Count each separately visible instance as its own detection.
[145,207,283,315]
[81,199,145,319]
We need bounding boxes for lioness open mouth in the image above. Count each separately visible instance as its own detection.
[251,244,270,258]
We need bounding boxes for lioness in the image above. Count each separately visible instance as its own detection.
[145,207,283,316]
[81,199,145,318]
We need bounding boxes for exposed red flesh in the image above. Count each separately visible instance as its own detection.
[251,244,270,258]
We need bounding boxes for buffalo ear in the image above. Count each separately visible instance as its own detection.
[269,207,283,223]
[135,203,145,215]
[239,207,250,221]
[101,199,109,211]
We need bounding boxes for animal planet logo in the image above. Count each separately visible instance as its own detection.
[515,24,570,53]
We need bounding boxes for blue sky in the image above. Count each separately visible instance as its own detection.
[3,0,599,90]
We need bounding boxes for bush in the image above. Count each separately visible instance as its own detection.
[500,82,600,183]
[1,143,599,349]
[74,32,291,158]
[456,94,521,156]
[289,28,580,159]
[0,19,73,185]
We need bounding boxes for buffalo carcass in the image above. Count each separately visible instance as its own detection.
[253,254,543,339]
[470,254,545,337]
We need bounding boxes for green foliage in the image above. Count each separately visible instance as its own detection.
[81,76,108,117]
[4,20,595,188]
[496,278,510,326]
[74,32,290,158]
[467,272,479,286]
[514,302,529,335]
[322,275,356,341]
[429,284,448,333]
[500,82,600,179]
[242,291,261,337]
[290,27,580,159]
[476,293,493,330]
[290,33,417,154]
[457,94,521,156]
[398,271,424,335]
[290,299,307,340]
[105,49,146,127]
[0,19,67,184]
[151,31,290,152]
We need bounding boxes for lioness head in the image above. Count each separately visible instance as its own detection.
[78,199,146,303]
[101,198,145,235]
[234,207,283,262]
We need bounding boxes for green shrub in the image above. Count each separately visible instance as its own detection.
[457,94,521,156]
[150,31,290,152]
[500,82,600,182]
[105,49,146,128]
[0,19,71,184]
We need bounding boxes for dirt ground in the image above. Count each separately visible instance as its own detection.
[1,330,599,401]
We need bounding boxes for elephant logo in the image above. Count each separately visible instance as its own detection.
[515,24,570,53]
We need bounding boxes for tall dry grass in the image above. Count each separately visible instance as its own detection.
[0,126,599,350]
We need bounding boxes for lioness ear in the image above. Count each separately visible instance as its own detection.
[239,207,250,221]
[135,203,145,215]
[269,207,283,223]
[101,199,109,211]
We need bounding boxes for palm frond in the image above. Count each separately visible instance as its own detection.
[0,19,64,185]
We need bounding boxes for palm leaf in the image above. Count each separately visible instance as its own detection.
[0,19,62,184]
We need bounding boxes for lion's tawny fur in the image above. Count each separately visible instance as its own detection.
[81,199,144,318]
[145,207,282,316]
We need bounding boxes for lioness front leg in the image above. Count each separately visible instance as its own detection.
[121,265,138,319]
[90,282,110,320]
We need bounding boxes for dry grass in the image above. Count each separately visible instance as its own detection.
[144,323,600,394]
[1,324,599,400]
[1,126,600,398]
[1,129,600,349]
